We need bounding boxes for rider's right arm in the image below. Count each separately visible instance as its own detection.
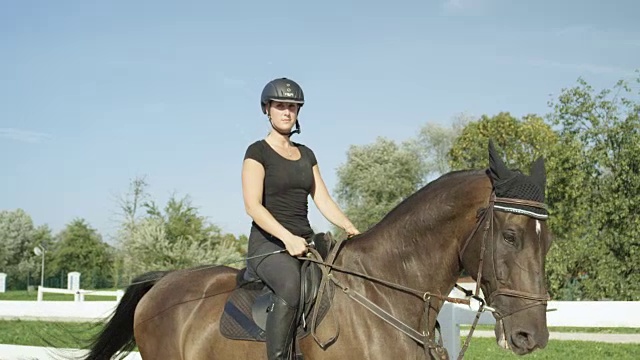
[241,158,296,245]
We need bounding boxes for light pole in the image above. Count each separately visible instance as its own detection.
[33,245,45,288]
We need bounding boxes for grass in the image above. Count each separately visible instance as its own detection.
[463,337,640,359]
[461,324,640,334]
[0,290,119,301]
[0,320,638,359]
[0,320,102,348]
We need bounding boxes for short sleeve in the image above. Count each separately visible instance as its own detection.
[244,141,264,165]
[304,146,318,167]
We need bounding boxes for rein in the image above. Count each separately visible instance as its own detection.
[305,191,550,360]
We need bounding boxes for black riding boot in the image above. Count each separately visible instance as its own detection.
[266,295,298,360]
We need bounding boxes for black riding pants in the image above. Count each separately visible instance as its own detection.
[246,226,310,307]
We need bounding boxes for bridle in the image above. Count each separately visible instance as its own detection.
[459,191,551,318]
[456,192,551,358]
[304,190,551,360]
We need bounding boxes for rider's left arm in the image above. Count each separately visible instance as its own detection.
[310,164,360,236]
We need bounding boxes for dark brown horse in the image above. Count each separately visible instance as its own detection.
[83,141,552,359]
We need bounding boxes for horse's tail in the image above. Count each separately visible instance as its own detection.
[84,270,170,360]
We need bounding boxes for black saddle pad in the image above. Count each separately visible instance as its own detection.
[220,281,334,342]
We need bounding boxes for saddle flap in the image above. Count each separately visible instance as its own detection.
[251,288,273,331]
[300,260,323,322]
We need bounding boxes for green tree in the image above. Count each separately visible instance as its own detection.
[446,112,573,298]
[335,137,424,233]
[113,176,152,285]
[221,233,249,268]
[48,218,113,289]
[446,75,640,301]
[125,196,247,272]
[0,209,53,289]
[146,194,222,247]
[408,114,470,184]
[448,112,558,170]
[114,178,248,275]
[0,209,34,270]
[546,74,640,300]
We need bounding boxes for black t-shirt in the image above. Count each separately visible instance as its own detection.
[244,139,318,238]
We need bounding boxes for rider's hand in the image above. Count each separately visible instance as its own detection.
[344,225,360,238]
[283,234,308,256]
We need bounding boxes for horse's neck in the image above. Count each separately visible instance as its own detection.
[327,172,488,337]
[336,215,464,298]
[334,175,487,302]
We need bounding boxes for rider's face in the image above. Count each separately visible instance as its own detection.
[268,101,299,131]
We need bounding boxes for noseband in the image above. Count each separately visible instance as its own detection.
[459,192,551,321]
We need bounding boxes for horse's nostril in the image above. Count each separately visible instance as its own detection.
[514,330,536,350]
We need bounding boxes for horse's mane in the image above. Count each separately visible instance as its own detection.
[362,168,488,235]
[339,167,490,282]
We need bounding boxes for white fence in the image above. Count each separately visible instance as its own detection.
[437,300,640,356]
[37,286,124,302]
[0,299,138,359]
[0,300,119,322]
[1,293,640,359]
[0,272,6,293]
[0,344,141,360]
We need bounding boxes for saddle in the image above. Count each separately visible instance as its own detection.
[219,232,337,349]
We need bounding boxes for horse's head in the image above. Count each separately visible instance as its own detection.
[460,140,552,355]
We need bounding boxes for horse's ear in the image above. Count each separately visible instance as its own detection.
[488,139,510,182]
[530,156,546,189]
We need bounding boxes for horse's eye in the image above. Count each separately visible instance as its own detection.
[503,231,517,246]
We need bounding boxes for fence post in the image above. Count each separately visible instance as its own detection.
[68,272,81,291]
[437,303,461,358]
[37,286,43,301]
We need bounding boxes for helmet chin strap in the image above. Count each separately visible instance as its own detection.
[268,116,300,137]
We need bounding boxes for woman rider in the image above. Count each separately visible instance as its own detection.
[241,77,360,359]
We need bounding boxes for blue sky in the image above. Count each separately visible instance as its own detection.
[1,0,638,243]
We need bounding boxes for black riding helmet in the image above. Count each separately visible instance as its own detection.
[261,78,304,136]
